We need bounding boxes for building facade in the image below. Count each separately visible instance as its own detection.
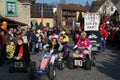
[0,0,35,27]
[90,0,117,16]
[57,4,90,26]
[31,3,55,28]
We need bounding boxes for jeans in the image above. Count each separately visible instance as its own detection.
[38,42,42,49]
[101,40,106,51]
[31,42,36,54]
[63,43,68,59]
[50,54,58,64]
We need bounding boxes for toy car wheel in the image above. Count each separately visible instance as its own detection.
[29,61,37,80]
[23,66,28,73]
[91,56,96,66]
[29,68,36,80]
[66,57,74,69]
[57,60,65,70]
[48,64,56,80]
[84,59,91,70]
[9,66,14,73]
[29,61,36,69]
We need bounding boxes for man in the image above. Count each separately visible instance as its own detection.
[99,26,108,51]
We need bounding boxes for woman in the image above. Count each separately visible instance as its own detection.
[72,27,81,45]
[47,34,60,64]
[74,32,91,49]
[73,32,91,59]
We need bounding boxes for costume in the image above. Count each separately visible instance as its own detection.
[14,43,30,66]
[6,40,15,59]
[74,36,92,59]
[76,37,91,48]
[59,31,69,59]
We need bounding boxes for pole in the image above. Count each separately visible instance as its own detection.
[41,3,43,22]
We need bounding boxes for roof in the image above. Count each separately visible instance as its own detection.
[116,1,120,14]
[90,0,106,12]
[58,4,90,12]
[31,3,54,18]
[111,0,120,5]
[0,16,27,26]
[18,0,36,4]
[90,0,120,12]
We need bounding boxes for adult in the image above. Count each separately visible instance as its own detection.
[99,26,108,51]
[73,32,92,59]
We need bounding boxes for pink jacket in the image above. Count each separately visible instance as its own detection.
[76,37,91,48]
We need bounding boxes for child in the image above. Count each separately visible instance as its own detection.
[13,38,30,67]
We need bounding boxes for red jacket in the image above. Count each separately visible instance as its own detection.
[1,35,6,45]
[100,29,108,39]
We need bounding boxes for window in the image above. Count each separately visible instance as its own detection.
[7,2,16,15]
[6,0,18,17]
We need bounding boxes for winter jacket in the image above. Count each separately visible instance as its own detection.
[14,44,30,65]
[99,29,108,39]
[76,37,91,48]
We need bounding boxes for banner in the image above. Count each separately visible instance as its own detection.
[84,13,100,31]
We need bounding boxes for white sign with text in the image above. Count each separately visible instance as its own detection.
[84,13,100,31]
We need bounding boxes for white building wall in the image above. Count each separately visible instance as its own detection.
[97,0,117,16]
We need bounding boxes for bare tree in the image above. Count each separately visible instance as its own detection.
[59,0,66,4]
[86,1,90,6]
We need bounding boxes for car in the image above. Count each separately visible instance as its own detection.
[86,31,101,53]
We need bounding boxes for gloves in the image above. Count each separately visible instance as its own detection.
[73,45,77,49]
[50,49,54,54]
[43,44,49,50]
[105,38,107,40]
[63,39,66,42]
[88,45,92,50]
[14,56,20,60]
[16,57,20,60]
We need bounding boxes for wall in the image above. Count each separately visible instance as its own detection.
[0,0,31,27]
[31,18,54,28]
[0,0,6,16]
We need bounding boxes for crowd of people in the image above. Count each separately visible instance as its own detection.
[107,26,120,50]
[0,21,120,67]
[0,25,70,66]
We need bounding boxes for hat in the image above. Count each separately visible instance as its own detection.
[60,31,66,34]
[49,33,58,40]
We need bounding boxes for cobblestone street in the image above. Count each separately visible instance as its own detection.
[0,48,120,80]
